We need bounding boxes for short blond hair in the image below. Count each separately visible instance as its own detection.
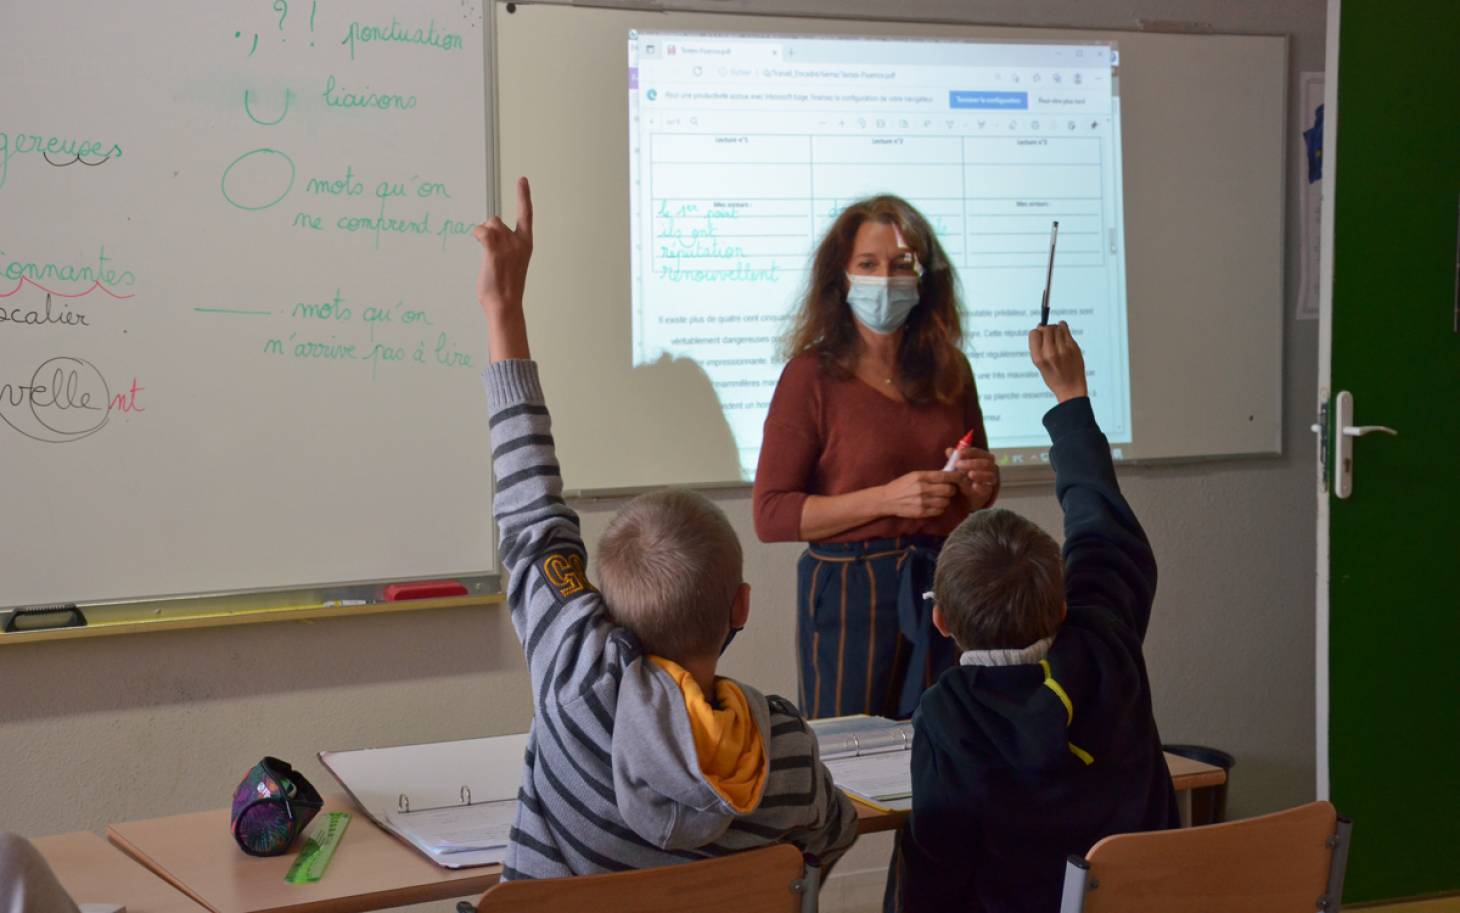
[597,489,743,660]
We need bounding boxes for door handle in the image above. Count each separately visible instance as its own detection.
[1333,391,1397,499]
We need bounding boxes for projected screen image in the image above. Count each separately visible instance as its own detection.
[628,32,1132,479]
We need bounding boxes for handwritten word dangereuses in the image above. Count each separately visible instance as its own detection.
[0,132,123,190]
[340,17,463,60]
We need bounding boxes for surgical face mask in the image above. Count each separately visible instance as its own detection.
[846,273,920,334]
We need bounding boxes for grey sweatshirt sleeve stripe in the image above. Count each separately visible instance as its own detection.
[483,359,604,703]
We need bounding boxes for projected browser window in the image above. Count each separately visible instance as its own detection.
[628,32,1131,479]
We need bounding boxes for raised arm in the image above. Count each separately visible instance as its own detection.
[477,179,611,693]
[1029,322,1157,639]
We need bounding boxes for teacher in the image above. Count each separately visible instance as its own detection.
[752,195,998,720]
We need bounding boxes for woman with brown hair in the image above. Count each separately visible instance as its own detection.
[752,195,999,720]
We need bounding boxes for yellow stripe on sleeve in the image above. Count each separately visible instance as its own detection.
[1039,659,1074,725]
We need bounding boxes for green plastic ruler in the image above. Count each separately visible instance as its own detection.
[285,811,351,884]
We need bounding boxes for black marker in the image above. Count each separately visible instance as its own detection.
[1040,221,1059,326]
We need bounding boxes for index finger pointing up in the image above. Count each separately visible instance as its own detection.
[515,176,533,245]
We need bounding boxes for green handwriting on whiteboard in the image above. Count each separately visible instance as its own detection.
[303,166,451,200]
[221,148,296,211]
[286,290,434,326]
[289,166,466,249]
[262,330,475,381]
[341,17,464,60]
[324,75,418,112]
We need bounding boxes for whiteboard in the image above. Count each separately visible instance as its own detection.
[0,0,495,608]
[496,3,1287,492]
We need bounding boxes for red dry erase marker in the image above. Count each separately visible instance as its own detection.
[941,429,977,472]
[383,580,469,601]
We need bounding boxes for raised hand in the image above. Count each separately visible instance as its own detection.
[1028,320,1088,403]
[474,176,534,361]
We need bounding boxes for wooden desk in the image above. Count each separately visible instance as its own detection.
[107,754,1226,913]
[852,751,1228,834]
[107,795,499,913]
[33,831,206,913]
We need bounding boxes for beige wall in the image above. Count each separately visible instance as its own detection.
[1,4,1323,901]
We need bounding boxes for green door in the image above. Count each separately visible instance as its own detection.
[1326,0,1460,902]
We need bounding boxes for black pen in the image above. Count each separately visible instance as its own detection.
[1039,221,1059,326]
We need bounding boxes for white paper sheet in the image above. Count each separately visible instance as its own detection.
[387,799,517,854]
[825,749,913,807]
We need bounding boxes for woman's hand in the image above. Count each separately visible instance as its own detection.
[880,470,962,519]
[946,445,999,509]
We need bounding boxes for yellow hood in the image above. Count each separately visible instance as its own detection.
[649,656,768,813]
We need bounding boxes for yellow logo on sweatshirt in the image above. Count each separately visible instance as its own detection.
[541,551,591,599]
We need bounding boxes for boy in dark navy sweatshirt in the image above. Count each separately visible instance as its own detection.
[888,322,1178,913]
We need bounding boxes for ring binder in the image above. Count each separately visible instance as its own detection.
[396,784,477,815]
[319,733,530,869]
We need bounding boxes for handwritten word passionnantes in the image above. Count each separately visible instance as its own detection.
[0,246,136,289]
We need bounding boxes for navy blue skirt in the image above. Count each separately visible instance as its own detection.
[795,535,955,720]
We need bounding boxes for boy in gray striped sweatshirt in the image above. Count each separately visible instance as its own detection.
[476,178,858,882]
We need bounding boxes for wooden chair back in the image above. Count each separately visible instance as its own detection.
[475,843,812,913]
[1061,801,1352,913]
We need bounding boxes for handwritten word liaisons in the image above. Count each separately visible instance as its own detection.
[0,356,112,443]
[0,131,123,190]
[341,17,464,60]
[323,75,417,112]
[1,246,136,290]
[0,294,89,328]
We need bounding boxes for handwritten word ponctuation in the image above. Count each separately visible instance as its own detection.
[341,17,464,60]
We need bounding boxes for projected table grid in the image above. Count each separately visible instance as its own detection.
[649,132,1109,277]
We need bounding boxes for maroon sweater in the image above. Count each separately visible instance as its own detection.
[752,352,992,544]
